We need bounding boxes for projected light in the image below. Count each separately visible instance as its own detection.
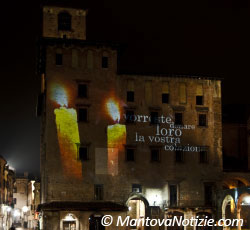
[51,84,68,107]
[51,83,82,179]
[106,99,120,122]
[106,97,126,175]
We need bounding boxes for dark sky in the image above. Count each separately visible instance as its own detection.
[1,0,250,175]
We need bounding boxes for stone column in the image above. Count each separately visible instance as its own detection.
[237,209,241,230]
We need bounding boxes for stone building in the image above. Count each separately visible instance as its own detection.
[13,175,29,227]
[37,3,226,230]
[0,156,15,230]
[13,174,40,229]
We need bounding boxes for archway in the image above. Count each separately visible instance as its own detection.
[237,193,250,230]
[127,194,149,230]
[61,213,78,230]
[222,195,236,221]
[89,213,105,230]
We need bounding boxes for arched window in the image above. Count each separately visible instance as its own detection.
[58,12,71,31]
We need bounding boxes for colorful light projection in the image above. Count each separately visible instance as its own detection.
[106,98,126,176]
[52,84,82,179]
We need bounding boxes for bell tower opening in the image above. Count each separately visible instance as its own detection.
[42,5,87,40]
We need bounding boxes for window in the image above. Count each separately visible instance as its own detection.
[145,81,152,104]
[127,80,135,102]
[87,50,94,69]
[125,110,135,123]
[78,108,87,122]
[102,56,108,68]
[200,150,208,163]
[199,114,207,127]
[126,148,135,161]
[196,96,203,105]
[175,113,183,125]
[204,183,213,206]
[72,49,78,68]
[79,147,88,161]
[150,111,159,124]
[175,151,184,163]
[56,53,63,65]
[179,83,186,104]
[127,91,134,102]
[162,94,169,104]
[94,184,103,200]
[58,12,71,31]
[132,184,142,193]
[78,84,87,98]
[169,185,177,207]
[151,149,160,162]
[196,84,204,105]
[162,82,169,104]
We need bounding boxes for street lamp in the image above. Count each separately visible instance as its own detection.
[244,196,250,204]
[22,206,29,213]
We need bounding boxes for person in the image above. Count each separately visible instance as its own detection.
[9,225,15,230]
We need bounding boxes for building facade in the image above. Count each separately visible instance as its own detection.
[13,174,40,229]
[0,156,15,230]
[38,4,227,230]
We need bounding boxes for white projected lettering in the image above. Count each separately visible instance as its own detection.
[124,113,205,152]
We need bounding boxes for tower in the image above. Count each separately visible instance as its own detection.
[42,5,87,40]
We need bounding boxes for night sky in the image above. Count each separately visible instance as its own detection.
[1,0,250,175]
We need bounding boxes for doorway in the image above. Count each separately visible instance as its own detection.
[89,214,105,230]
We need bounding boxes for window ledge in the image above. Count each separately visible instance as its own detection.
[196,106,209,111]
[197,125,208,128]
